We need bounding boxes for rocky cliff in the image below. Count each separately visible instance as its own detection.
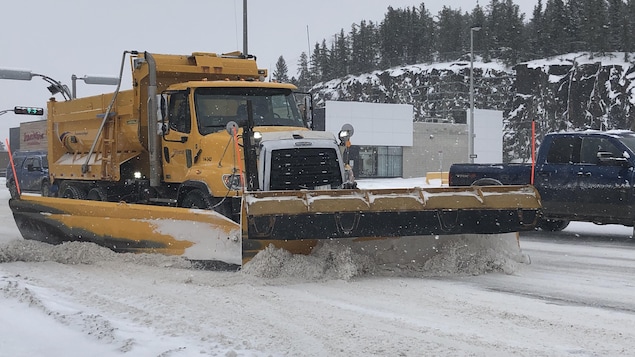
[311,52,635,162]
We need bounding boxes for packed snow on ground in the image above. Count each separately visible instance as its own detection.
[1,177,634,356]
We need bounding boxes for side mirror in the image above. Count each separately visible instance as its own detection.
[597,151,629,166]
[338,123,354,146]
[159,93,169,135]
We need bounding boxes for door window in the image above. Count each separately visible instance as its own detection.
[168,92,191,133]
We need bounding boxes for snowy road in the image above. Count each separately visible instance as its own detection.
[1,179,635,356]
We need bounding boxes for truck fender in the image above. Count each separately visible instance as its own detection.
[471,177,503,186]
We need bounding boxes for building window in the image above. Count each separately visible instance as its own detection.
[377,146,403,177]
[353,146,402,178]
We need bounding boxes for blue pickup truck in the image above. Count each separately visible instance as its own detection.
[449,130,635,231]
[5,151,50,198]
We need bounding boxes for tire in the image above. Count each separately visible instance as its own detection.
[7,179,19,199]
[538,218,570,232]
[471,177,503,186]
[87,187,108,201]
[41,181,51,197]
[181,189,214,210]
[61,185,87,200]
[181,189,233,218]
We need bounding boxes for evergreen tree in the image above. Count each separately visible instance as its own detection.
[486,0,525,65]
[526,0,544,58]
[417,4,436,63]
[436,6,467,61]
[296,52,312,91]
[470,4,488,61]
[625,0,635,55]
[541,0,569,56]
[318,40,332,81]
[566,0,586,52]
[607,0,625,52]
[331,29,350,78]
[379,6,403,68]
[582,0,609,53]
[272,56,289,83]
[310,42,322,82]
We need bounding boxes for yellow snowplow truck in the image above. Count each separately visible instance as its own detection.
[8,51,541,268]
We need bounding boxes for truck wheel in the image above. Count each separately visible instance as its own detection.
[538,218,570,232]
[61,185,87,200]
[7,179,19,199]
[87,187,108,201]
[41,181,51,197]
[181,189,214,210]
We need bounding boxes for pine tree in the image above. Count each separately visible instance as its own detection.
[331,29,350,78]
[582,0,609,53]
[272,56,289,83]
[470,4,488,61]
[607,0,625,52]
[526,0,544,58]
[296,52,312,91]
[541,0,569,56]
[485,0,525,65]
[379,6,403,68]
[566,0,586,52]
[625,0,635,55]
[436,6,467,61]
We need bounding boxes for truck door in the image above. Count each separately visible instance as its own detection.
[535,136,582,217]
[162,91,192,183]
[20,156,41,191]
[577,136,633,221]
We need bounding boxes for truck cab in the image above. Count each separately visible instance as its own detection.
[160,81,352,218]
[6,150,50,198]
[535,131,635,226]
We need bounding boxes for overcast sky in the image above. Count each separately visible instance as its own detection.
[0,0,535,145]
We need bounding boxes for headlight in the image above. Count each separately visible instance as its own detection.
[252,131,262,146]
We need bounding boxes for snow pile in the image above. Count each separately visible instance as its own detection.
[0,232,527,281]
[0,239,192,269]
[241,242,373,281]
[242,233,527,280]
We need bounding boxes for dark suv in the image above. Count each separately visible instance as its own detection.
[6,151,50,198]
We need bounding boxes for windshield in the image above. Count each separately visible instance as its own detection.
[618,136,635,156]
[194,87,305,135]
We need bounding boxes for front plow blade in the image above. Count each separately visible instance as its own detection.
[243,185,541,241]
[9,195,242,266]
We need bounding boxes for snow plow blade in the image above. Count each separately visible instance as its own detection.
[243,185,540,239]
[9,185,540,267]
[9,195,244,267]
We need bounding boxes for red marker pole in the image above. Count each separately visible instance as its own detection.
[531,120,536,185]
[6,138,21,196]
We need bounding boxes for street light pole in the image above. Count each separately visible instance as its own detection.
[469,26,481,163]
[71,74,120,99]
[0,68,72,101]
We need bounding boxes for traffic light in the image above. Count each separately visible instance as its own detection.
[14,106,44,115]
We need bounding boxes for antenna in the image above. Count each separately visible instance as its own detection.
[243,0,248,56]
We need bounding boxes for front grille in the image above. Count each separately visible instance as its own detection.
[269,148,343,190]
